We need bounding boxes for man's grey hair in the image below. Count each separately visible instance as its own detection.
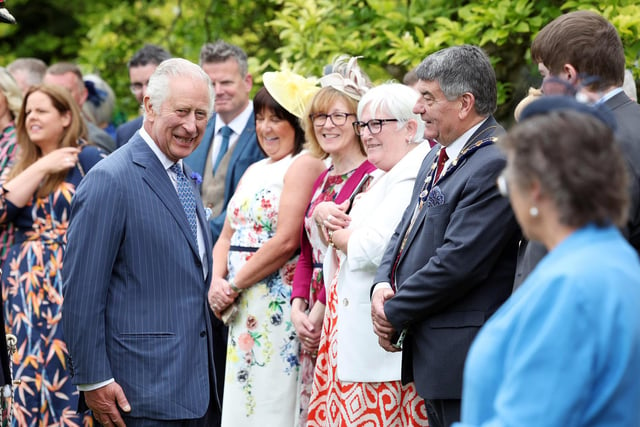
[416,45,497,116]
[199,40,248,77]
[146,58,215,119]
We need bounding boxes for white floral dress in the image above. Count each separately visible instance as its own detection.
[221,153,301,426]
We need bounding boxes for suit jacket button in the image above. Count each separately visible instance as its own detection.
[200,330,206,337]
[343,298,349,307]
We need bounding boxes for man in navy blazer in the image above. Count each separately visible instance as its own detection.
[115,44,172,148]
[184,40,264,245]
[513,11,640,289]
[371,46,520,427]
[62,59,220,426]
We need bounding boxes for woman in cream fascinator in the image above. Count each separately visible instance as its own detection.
[290,55,377,425]
[209,68,326,426]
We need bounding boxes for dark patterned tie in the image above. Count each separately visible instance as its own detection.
[170,163,198,242]
[213,126,232,174]
[434,147,449,182]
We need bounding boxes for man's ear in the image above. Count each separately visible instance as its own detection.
[143,96,155,122]
[562,63,579,85]
[458,92,475,119]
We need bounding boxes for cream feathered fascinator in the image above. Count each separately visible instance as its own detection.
[263,70,320,119]
[319,55,372,101]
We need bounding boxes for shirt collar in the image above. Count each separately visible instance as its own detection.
[595,87,624,105]
[444,118,487,161]
[215,101,254,136]
[139,127,180,171]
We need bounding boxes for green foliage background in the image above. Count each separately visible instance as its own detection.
[1,0,639,124]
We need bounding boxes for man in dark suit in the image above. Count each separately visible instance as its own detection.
[62,58,220,426]
[115,44,172,148]
[513,10,640,289]
[371,45,520,427]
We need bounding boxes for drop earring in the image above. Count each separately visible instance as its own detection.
[529,206,539,217]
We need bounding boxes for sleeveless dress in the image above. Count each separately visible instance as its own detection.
[221,153,302,426]
[295,167,353,426]
[0,145,105,427]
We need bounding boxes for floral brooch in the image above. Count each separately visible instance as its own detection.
[190,171,202,185]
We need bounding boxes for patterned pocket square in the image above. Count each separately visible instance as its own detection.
[427,186,445,208]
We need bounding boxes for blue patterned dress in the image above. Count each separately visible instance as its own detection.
[221,153,302,426]
[0,145,105,427]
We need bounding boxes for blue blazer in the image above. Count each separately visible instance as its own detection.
[374,117,520,400]
[184,113,264,243]
[115,116,143,148]
[62,134,217,420]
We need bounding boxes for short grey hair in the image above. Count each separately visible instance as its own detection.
[357,82,425,143]
[416,45,497,116]
[146,58,215,119]
[199,40,248,77]
[6,57,47,88]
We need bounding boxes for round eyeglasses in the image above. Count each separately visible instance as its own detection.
[352,119,399,136]
[309,112,355,127]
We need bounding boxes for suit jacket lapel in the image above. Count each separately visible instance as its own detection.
[397,117,501,263]
[228,111,256,166]
[131,138,201,257]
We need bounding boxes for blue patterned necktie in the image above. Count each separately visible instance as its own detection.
[213,125,232,174]
[170,163,198,242]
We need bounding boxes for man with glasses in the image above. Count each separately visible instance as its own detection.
[115,44,171,148]
[370,45,520,427]
[513,11,640,289]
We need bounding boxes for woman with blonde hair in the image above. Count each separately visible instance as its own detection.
[1,84,105,426]
[0,67,22,264]
[290,56,376,425]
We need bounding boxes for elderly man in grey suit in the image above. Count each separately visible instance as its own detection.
[371,45,520,427]
[513,10,640,289]
[62,58,220,426]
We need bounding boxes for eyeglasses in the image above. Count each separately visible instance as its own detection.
[496,172,509,197]
[352,119,399,136]
[129,80,149,94]
[309,112,355,127]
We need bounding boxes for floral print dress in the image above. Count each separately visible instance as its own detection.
[0,145,105,427]
[221,153,302,426]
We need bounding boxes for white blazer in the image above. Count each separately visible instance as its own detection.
[323,141,432,382]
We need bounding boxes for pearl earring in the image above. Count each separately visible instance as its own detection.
[529,206,539,217]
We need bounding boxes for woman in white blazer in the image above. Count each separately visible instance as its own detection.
[307,83,434,426]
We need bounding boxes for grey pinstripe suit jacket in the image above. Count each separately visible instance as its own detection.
[62,134,217,420]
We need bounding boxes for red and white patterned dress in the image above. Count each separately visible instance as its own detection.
[306,150,431,426]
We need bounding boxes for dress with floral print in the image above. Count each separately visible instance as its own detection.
[221,153,302,427]
[0,145,105,427]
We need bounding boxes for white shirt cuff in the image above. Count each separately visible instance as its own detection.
[373,282,392,293]
[77,378,115,391]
